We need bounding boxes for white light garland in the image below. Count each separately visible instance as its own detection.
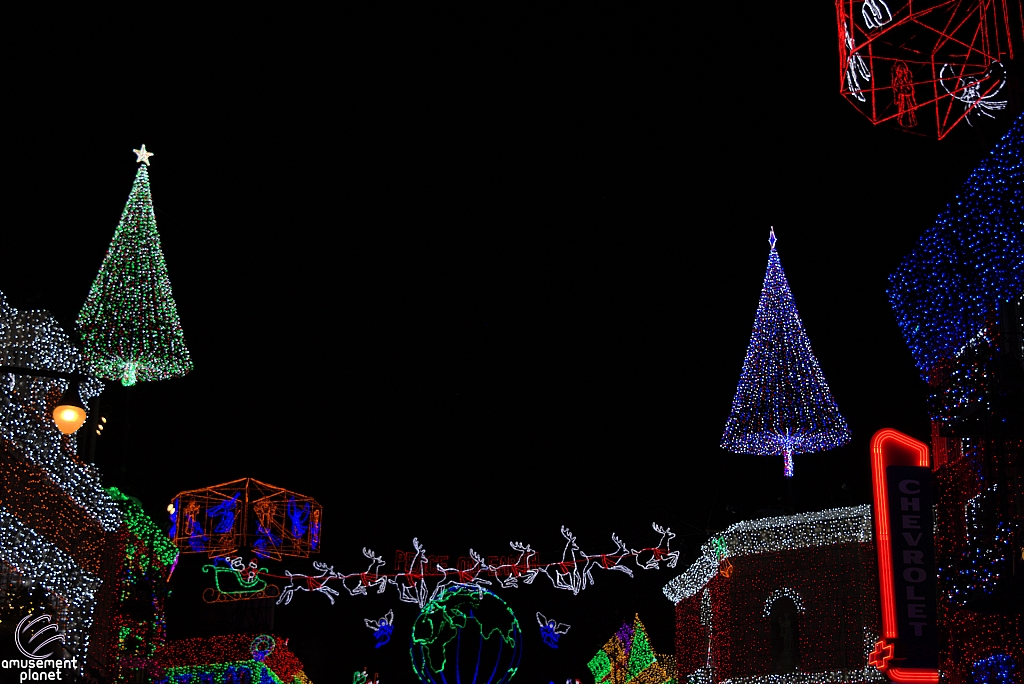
[0,292,122,531]
[662,505,873,604]
[701,588,713,629]
[0,506,102,655]
[761,588,806,617]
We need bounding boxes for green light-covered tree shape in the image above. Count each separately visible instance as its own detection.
[627,618,656,679]
[78,153,192,386]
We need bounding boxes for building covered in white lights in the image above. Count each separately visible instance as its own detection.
[0,291,119,662]
[0,291,179,682]
[663,505,882,684]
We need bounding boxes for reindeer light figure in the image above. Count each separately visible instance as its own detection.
[633,523,678,570]
[432,549,491,600]
[277,561,342,605]
[491,541,540,589]
[271,521,676,607]
[581,533,634,586]
[389,538,431,608]
[545,526,586,594]
[342,548,387,597]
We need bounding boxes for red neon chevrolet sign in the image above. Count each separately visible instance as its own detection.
[871,428,939,683]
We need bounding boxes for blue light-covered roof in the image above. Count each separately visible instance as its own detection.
[888,115,1024,379]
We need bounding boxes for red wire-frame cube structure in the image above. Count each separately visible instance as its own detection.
[170,478,322,560]
[835,0,1022,138]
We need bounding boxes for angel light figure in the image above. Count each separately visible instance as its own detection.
[940,61,1007,126]
[365,610,394,648]
[537,612,570,648]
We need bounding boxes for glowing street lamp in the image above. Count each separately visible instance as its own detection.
[0,365,102,438]
[53,383,88,434]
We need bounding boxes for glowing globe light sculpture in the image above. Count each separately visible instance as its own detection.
[720,229,850,477]
[410,584,523,684]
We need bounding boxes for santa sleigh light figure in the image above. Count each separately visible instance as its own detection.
[169,478,323,602]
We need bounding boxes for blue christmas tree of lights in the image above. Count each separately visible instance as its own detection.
[888,114,1024,380]
[721,229,850,477]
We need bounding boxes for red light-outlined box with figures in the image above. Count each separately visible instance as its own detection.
[170,478,322,561]
[835,0,1021,138]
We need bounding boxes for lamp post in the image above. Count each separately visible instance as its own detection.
[0,365,104,460]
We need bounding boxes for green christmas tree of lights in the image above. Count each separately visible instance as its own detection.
[627,618,656,679]
[78,146,192,386]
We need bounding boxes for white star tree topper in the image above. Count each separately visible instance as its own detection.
[133,144,154,166]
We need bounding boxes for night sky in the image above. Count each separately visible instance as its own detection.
[4,14,1021,683]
